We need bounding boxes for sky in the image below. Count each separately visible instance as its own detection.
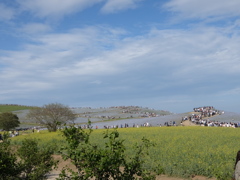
[1,0,240,113]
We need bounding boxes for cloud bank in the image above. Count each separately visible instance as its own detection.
[0,0,240,113]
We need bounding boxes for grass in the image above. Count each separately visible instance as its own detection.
[0,104,33,113]
[10,126,240,179]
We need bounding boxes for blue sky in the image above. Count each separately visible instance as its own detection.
[1,0,240,113]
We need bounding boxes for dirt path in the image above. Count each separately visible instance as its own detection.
[182,120,197,126]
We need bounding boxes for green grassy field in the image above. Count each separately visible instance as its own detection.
[11,126,240,180]
[0,104,32,113]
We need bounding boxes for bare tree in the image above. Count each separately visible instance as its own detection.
[27,103,76,132]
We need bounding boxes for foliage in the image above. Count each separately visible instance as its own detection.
[58,123,155,180]
[0,112,20,131]
[0,135,57,180]
[17,138,58,180]
[0,134,21,180]
[27,103,76,132]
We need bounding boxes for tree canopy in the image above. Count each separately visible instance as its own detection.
[0,112,20,131]
[27,103,76,132]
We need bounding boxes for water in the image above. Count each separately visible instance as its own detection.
[84,113,186,129]
[12,108,240,129]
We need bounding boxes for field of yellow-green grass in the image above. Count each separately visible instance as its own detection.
[0,104,33,113]
[11,126,240,180]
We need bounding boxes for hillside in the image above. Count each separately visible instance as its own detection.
[0,104,34,113]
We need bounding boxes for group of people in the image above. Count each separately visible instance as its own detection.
[96,120,179,129]
[0,130,19,140]
[193,106,223,118]
[8,130,19,137]
[181,106,236,127]
[163,121,176,126]
[193,119,239,128]
[102,122,152,129]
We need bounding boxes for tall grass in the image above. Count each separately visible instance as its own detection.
[11,126,240,179]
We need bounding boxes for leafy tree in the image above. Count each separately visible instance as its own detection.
[27,103,76,132]
[0,112,20,131]
[58,122,155,180]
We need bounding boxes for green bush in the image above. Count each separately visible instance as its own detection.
[0,135,57,180]
[17,138,58,180]
[58,122,155,180]
[0,134,21,180]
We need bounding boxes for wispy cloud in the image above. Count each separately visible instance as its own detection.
[101,0,143,14]
[1,24,240,98]
[20,23,52,34]
[0,3,15,21]
[1,0,240,112]
[163,0,240,20]
[15,0,146,19]
[218,87,240,96]
[16,0,103,19]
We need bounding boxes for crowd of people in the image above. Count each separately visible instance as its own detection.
[181,106,239,128]
[94,120,178,129]
[195,119,239,127]
[102,122,152,129]
[193,106,223,117]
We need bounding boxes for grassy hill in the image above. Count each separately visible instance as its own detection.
[0,104,33,113]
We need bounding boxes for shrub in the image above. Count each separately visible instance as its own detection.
[17,138,58,180]
[0,135,57,180]
[58,122,155,180]
[0,134,21,180]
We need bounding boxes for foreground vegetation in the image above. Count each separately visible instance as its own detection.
[11,126,240,180]
[3,125,154,180]
[0,136,57,180]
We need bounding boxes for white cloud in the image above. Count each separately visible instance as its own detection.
[101,0,143,13]
[2,0,144,21]
[1,24,240,104]
[218,87,240,96]
[20,23,52,34]
[17,0,103,18]
[0,26,128,91]
[163,0,240,19]
[90,80,102,85]
[0,3,15,21]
